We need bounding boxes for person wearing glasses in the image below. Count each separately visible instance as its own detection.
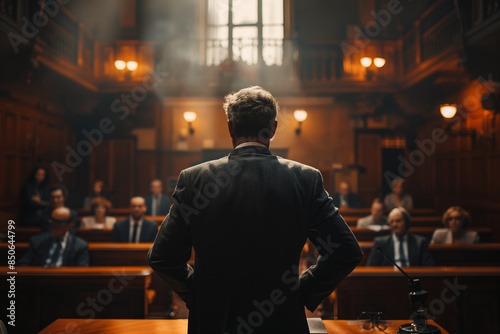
[366,207,435,267]
[19,207,89,266]
[430,206,479,244]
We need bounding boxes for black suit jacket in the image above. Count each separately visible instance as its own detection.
[332,193,362,208]
[366,233,435,266]
[111,218,158,242]
[148,146,363,334]
[145,194,170,216]
[18,232,89,266]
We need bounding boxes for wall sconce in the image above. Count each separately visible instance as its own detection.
[360,57,386,80]
[441,104,476,143]
[360,57,386,68]
[294,109,308,135]
[114,60,139,78]
[183,111,197,134]
[440,104,457,118]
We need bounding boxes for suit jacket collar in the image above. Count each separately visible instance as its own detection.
[229,145,272,157]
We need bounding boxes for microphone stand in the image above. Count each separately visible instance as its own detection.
[375,247,441,334]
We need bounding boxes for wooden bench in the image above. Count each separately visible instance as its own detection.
[333,267,500,334]
[343,215,444,227]
[355,242,500,266]
[0,266,152,333]
[4,225,493,244]
[339,208,438,217]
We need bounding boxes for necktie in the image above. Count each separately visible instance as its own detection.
[131,221,138,243]
[398,237,407,267]
[49,240,62,267]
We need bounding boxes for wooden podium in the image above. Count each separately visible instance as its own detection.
[39,319,449,333]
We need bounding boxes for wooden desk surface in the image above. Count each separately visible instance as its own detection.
[39,319,449,334]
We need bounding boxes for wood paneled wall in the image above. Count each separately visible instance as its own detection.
[0,98,75,227]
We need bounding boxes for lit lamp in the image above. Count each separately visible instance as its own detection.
[294,109,308,135]
[183,111,197,134]
[360,56,385,80]
[440,104,457,118]
[114,60,139,78]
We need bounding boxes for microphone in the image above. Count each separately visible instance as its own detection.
[375,247,441,334]
[376,247,413,281]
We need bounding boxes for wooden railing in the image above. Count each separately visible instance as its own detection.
[4,0,498,92]
[402,0,461,76]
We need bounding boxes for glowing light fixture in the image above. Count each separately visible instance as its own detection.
[294,109,308,135]
[126,61,138,71]
[114,60,126,70]
[183,111,197,134]
[440,104,457,119]
[373,57,386,68]
[360,57,372,68]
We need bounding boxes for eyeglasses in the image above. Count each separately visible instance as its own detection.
[348,312,393,331]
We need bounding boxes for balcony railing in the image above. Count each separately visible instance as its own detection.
[4,0,496,93]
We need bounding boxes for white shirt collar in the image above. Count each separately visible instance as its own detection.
[235,142,267,149]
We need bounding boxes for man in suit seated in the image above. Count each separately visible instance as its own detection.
[19,207,89,266]
[148,86,363,333]
[357,199,388,228]
[333,181,362,208]
[39,184,78,234]
[367,207,435,266]
[112,196,158,242]
[145,179,170,216]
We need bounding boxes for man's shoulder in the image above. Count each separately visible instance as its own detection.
[30,232,52,244]
[70,234,89,248]
[114,218,129,227]
[143,218,158,227]
[373,234,392,244]
[409,233,430,244]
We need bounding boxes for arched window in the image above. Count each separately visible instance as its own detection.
[205,0,285,66]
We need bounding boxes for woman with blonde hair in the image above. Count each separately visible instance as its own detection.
[431,206,479,244]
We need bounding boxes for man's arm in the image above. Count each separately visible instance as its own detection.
[299,171,363,312]
[148,171,194,305]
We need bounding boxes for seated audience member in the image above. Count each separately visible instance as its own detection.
[357,199,388,228]
[81,197,116,229]
[333,181,362,208]
[384,177,414,210]
[431,206,479,244]
[40,184,78,233]
[367,207,435,266]
[83,180,108,209]
[112,196,158,242]
[20,167,50,227]
[145,179,170,216]
[19,207,89,266]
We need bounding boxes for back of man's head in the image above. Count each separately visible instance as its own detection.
[224,86,278,139]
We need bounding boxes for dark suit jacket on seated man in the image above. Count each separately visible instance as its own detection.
[148,86,363,334]
[112,196,158,242]
[145,179,170,216]
[366,207,435,267]
[19,207,89,266]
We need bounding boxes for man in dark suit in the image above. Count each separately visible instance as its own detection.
[333,181,362,209]
[112,196,158,242]
[366,207,435,266]
[148,86,363,334]
[145,179,170,216]
[19,207,89,266]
